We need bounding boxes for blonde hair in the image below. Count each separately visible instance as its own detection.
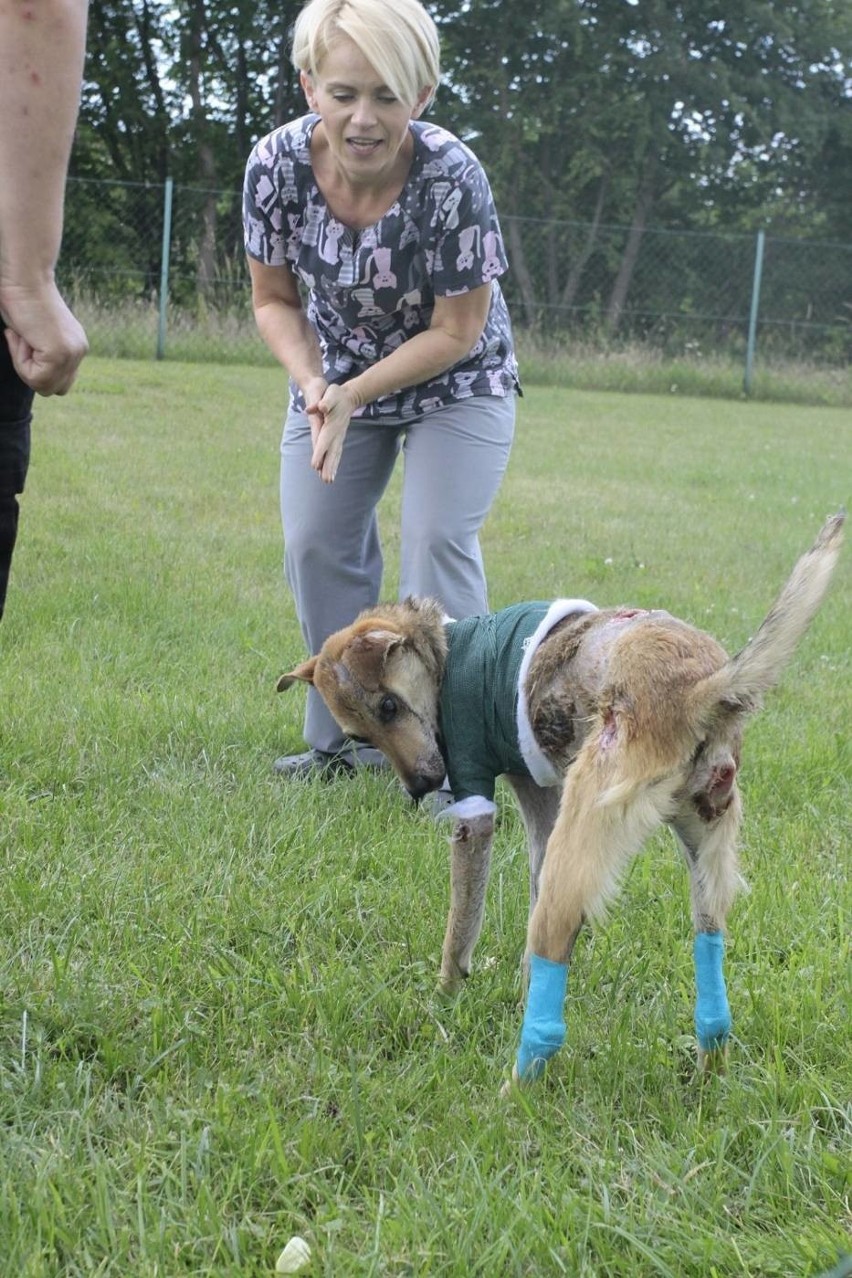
[292,0,440,109]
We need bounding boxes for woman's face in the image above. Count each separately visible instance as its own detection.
[301,36,431,188]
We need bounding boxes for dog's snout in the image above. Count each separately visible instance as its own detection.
[407,774,437,802]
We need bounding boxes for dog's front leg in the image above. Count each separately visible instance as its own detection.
[438,814,495,996]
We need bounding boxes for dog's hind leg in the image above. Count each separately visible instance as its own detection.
[504,774,562,1001]
[671,786,744,1072]
[438,814,495,997]
[507,740,682,1088]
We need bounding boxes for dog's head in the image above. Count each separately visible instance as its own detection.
[277,598,448,800]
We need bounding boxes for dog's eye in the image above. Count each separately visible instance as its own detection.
[379,695,399,723]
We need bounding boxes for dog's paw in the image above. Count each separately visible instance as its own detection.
[499,1065,521,1099]
[435,972,467,1002]
[697,1041,730,1075]
[500,1063,548,1101]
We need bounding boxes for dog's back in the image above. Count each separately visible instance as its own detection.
[526,513,845,811]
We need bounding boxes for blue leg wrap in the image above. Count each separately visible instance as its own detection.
[693,931,731,1051]
[516,954,568,1082]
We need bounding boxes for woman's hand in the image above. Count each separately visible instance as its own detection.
[302,374,329,446]
[307,382,357,484]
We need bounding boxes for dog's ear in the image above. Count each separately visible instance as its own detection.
[351,629,403,656]
[276,657,318,691]
[346,629,403,689]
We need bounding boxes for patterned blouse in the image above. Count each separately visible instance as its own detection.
[243,114,520,420]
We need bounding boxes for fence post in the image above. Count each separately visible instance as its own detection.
[157,177,174,360]
[743,228,765,396]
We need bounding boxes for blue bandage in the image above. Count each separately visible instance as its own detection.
[516,953,569,1081]
[693,931,731,1051]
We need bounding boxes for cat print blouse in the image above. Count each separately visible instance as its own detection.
[243,114,520,420]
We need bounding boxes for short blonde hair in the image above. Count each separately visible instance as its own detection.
[292,0,441,109]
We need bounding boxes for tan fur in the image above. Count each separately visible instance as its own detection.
[278,514,844,1074]
[279,597,450,796]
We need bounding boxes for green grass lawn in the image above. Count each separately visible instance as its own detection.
[1,358,849,1276]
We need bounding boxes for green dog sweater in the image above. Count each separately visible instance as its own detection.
[439,598,596,818]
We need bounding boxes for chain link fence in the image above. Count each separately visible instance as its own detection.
[61,176,852,379]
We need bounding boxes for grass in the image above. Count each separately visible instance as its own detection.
[1,357,850,1276]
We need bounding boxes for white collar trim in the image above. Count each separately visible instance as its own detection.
[516,598,598,786]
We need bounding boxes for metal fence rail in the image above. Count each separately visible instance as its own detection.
[61,176,851,387]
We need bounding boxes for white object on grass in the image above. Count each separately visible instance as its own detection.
[275,1235,312,1273]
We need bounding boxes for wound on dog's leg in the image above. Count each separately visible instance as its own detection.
[693,930,731,1052]
[515,953,569,1082]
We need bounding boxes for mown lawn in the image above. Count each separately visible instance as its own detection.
[1,358,849,1275]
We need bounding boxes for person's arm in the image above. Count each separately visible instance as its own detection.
[247,255,326,398]
[344,284,492,412]
[247,254,329,446]
[312,283,493,482]
[0,0,89,394]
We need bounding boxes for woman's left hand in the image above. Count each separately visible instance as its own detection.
[308,382,357,483]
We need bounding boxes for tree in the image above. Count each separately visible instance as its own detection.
[71,1,306,298]
[431,0,851,332]
[66,0,850,323]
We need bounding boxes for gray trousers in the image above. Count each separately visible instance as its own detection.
[280,394,516,752]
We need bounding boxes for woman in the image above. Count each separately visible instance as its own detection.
[244,0,520,777]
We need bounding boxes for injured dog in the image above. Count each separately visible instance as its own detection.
[278,514,844,1088]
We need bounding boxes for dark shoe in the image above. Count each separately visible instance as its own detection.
[273,746,389,779]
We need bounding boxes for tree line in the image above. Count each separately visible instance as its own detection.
[68,0,851,335]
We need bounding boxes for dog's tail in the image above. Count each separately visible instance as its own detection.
[589,514,843,813]
[694,511,844,724]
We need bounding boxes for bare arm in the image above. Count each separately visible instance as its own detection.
[0,0,89,394]
[344,284,493,412]
[313,283,493,482]
[247,256,325,391]
[247,254,330,449]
